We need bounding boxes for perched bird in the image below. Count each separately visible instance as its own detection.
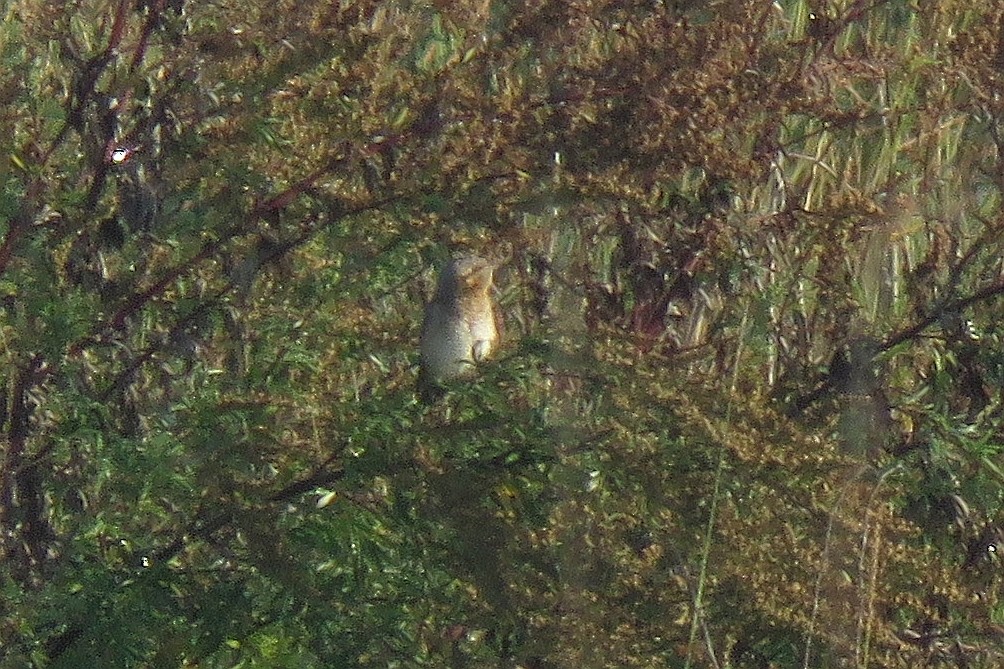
[418,255,499,403]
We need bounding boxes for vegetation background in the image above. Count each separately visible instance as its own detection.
[2,0,1004,666]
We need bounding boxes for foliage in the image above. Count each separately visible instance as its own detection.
[2,0,1004,667]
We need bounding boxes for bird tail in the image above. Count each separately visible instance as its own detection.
[416,367,446,404]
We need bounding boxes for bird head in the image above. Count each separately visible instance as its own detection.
[436,255,494,301]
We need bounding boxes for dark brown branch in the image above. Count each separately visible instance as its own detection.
[0,355,51,580]
[882,276,1004,353]
[790,275,1004,413]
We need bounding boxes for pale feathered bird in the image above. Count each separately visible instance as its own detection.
[418,255,499,403]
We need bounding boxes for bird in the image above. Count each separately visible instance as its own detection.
[418,254,500,403]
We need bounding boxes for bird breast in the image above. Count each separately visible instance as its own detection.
[420,297,497,381]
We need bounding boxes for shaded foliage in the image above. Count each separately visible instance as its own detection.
[3,0,1004,667]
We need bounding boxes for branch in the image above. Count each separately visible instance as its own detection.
[882,276,1004,353]
[789,274,1004,413]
